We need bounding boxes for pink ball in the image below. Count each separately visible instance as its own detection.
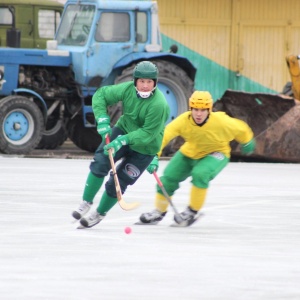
[124,227,132,234]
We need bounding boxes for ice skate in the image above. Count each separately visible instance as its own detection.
[138,209,167,225]
[79,211,105,228]
[72,200,92,220]
[173,206,198,226]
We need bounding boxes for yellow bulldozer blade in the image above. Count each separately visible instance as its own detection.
[214,90,300,163]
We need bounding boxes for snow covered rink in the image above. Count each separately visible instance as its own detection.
[0,156,299,300]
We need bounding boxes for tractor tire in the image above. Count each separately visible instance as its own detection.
[36,119,68,149]
[67,115,101,153]
[0,95,44,154]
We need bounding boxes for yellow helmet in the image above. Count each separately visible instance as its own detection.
[189,91,213,111]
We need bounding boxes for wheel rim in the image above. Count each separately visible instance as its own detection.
[157,79,187,123]
[3,109,35,145]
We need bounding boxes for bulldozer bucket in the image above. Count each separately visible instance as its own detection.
[214,90,300,162]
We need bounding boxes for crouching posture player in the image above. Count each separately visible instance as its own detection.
[72,61,169,228]
[140,91,256,226]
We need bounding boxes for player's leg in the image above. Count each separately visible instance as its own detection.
[140,151,192,224]
[178,152,229,223]
[81,149,154,228]
[72,127,122,221]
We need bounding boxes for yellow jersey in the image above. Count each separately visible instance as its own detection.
[159,111,254,159]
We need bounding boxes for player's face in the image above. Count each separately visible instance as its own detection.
[136,78,155,91]
[191,108,209,124]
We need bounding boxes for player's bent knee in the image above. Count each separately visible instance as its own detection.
[191,171,211,189]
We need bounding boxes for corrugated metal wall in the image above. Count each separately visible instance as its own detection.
[157,0,300,98]
[158,0,232,68]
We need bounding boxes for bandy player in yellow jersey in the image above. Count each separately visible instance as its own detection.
[139,91,256,226]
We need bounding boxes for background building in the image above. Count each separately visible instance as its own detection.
[55,0,300,100]
[158,0,300,100]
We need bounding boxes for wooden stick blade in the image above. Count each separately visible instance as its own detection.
[115,187,140,210]
[118,198,140,210]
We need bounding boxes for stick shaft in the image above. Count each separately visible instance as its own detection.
[105,136,139,210]
[105,136,122,201]
[153,171,181,217]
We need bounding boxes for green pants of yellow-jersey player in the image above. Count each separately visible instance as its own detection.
[155,151,229,212]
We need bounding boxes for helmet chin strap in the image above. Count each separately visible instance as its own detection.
[135,87,156,99]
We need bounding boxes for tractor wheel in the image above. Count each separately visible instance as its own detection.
[36,118,68,149]
[67,115,101,152]
[67,99,123,153]
[0,95,44,154]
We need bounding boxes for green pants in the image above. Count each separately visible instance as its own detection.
[158,151,229,195]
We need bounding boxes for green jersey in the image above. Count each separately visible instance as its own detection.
[92,81,170,155]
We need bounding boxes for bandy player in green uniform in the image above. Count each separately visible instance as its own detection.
[72,61,170,228]
[141,90,256,226]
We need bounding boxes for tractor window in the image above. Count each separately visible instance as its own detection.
[56,4,95,46]
[95,12,130,42]
[0,7,13,25]
[137,12,147,43]
[38,10,61,39]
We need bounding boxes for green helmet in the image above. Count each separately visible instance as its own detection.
[133,61,158,80]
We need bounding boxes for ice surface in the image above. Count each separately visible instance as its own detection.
[0,156,300,300]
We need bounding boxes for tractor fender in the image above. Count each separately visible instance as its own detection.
[12,88,48,125]
[112,52,196,81]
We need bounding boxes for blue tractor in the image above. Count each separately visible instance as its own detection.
[0,0,196,154]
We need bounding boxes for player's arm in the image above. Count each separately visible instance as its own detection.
[231,118,256,155]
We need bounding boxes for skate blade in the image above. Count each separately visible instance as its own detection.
[76,219,101,229]
[134,221,158,225]
[77,224,86,229]
[170,221,188,227]
[170,213,204,227]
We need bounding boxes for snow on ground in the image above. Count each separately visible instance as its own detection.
[0,156,299,300]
